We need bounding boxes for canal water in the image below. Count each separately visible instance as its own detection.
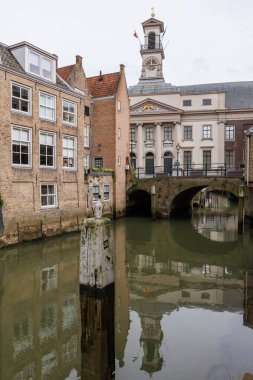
[0,212,253,380]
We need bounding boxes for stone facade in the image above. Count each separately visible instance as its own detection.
[129,15,253,180]
[0,42,89,247]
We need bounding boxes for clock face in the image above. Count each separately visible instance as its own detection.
[146,57,157,71]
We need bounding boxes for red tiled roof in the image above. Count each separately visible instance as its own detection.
[87,72,120,97]
[57,65,75,80]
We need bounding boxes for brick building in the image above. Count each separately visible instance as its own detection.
[87,65,130,217]
[0,41,88,246]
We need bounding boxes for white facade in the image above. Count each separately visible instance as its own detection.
[129,16,227,175]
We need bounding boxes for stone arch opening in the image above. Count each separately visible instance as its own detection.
[170,186,239,218]
[145,152,154,175]
[163,151,173,174]
[127,190,151,217]
[148,32,156,49]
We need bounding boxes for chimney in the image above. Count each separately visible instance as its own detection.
[120,64,125,71]
[98,70,103,81]
[76,55,83,65]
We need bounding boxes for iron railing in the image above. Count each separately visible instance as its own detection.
[133,163,244,179]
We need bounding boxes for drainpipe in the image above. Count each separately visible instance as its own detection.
[245,126,253,186]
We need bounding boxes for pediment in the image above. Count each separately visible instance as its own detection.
[130,98,183,114]
[142,18,164,32]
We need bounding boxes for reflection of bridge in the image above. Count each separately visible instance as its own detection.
[127,176,244,218]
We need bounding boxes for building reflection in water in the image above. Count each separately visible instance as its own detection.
[0,235,81,380]
[80,285,115,380]
[115,216,253,379]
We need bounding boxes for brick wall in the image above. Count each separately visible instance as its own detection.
[0,69,87,246]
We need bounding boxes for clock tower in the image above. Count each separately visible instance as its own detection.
[139,10,165,82]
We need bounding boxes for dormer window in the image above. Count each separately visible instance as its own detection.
[28,50,53,81]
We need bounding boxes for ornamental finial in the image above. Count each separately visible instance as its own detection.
[151,7,155,18]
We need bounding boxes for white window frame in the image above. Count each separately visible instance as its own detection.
[40,183,57,209]
[84,125,89,147]
[117,100,121,111]
[11,82,31,115]
[203,125,212,140]
[39,131,56,168]
[202,98,212,106]
[62,100,77,126]
[117,156,121,166]
[93,185,99,201]
[183,125,192,140]
[84,155,89,171]
[104,185,110,201]
[11,125,32,167]
[225,125,235,140]
[39,92,56,121]
[62,135,77,169]
[94,157,103,168]
[28,50,54,82]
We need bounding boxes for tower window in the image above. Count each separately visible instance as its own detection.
[148,32,156,49]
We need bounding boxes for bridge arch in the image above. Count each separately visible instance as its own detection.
[126,177,243,219]
[126,189,151,216]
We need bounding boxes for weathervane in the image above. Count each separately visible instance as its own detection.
[151,7,155,18]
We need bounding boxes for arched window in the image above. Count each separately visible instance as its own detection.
[148,32,156,49]
[130,152,136,169]
[145,152,154,175]
[164,151,173,174]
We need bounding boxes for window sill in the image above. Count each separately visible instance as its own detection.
[41,206,57,210]
[11,110,32,117]
[40,166,56,170]
[63,167,77,171]
[39,117,56,123]
[12,165,32,169]
[63,122,77,127]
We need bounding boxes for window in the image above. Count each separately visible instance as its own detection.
[84,125,89,147]
[130,128,136,142]
[63,100,77,125]
[104,185,110,200]
[183,125,192,140]
[12,126,31,166]
[130,152,136,169]
[93,185,99,201]
[11,83,31,114]
[183,151,192,169]
[84,155,89,170]
[183,99,192,107]
[225,125,235,140]
[28,50,54,81]
[225,150,235,168]
[164,126,172,140]
[84,106,90,116]
[145,127,154,140]
[94,157,103,168]
[203,98,212,106]
[40,132,55,167]
[117,100,121,111]
[63,136,76,168]
[148,32,156,49]
[203,125,212,139]
[203,150,211,169]
[41,183,57,208]
[117,128,121,139]
[182,291,190,298]
[117,156,121,166]
[39,92,55,121]
[41,265,58,292]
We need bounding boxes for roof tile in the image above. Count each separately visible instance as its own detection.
[57,65,75,80]
[87,72,120,97]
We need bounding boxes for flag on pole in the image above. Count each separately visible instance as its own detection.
[162,27,167,39]
[133,31,138,38]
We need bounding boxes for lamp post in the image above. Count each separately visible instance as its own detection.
[176,143,180,176]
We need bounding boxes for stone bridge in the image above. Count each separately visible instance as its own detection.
[127,176,245,218]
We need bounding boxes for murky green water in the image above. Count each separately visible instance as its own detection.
[1,213,253,379]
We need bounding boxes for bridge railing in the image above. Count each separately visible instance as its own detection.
[134,163,244,179]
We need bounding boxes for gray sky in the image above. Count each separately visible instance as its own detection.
[1,0,253,87]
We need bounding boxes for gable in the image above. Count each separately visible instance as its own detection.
[142,18,164,32]
[130,98,182,115]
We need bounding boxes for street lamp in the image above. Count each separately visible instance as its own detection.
[176,143,180,176]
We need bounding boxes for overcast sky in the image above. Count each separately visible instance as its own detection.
[1,0,253,87]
